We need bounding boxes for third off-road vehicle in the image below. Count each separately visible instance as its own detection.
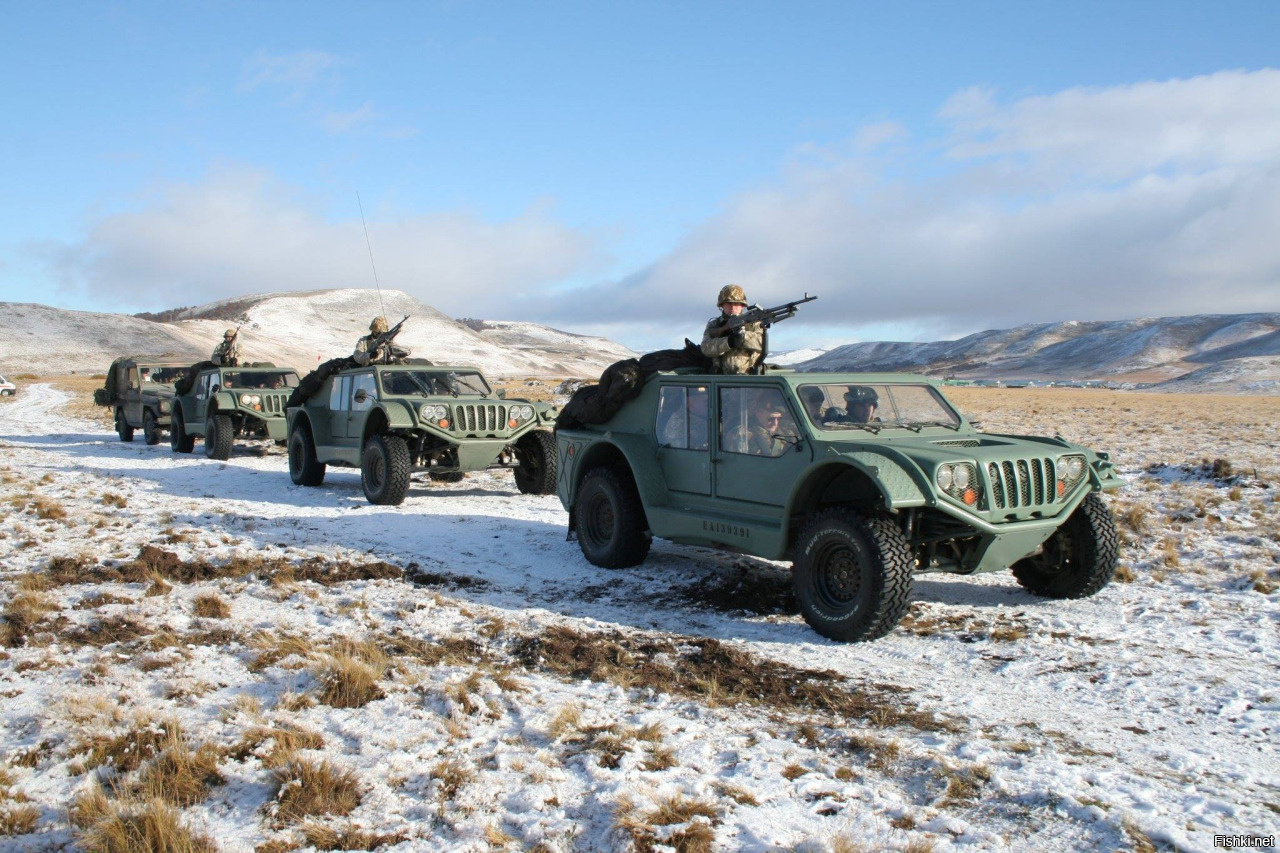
[94,357,189,444]
[556,371,1123,642]
[286,363,559,505]
[170,365,300,460]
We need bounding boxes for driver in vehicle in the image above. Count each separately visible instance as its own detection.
[724,395,788,456]
[843,386,879,422]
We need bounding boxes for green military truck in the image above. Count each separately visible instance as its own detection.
[170,365,300,460]
[286,363,558,506]
[555,371,1123,642]
[94,357,190,445]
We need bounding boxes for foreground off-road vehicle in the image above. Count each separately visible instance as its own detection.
[556,371,1123,642]
[170,365,300,460]
[286,364,559,505]
[0,374,16,397]
[94,357,189,444]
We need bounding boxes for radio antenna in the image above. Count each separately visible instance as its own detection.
[357,191,386,318]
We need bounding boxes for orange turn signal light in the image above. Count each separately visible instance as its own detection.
[1057,481,1066,496]
[963,488,978,506]
[438,419,450,429]
[509,418,518,428]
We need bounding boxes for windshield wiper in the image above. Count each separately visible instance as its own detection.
[908,420,961,431]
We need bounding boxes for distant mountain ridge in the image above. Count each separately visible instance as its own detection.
[0,289,635,377]
[796,313,1280,392]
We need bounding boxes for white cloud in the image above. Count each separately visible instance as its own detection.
[321,101,378,134]
[238,50,341,94]
[41,167,603,319]
[549,69,1280,346]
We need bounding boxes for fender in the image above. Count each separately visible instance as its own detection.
[212,391,238,412]
[784,448,931,521]
[377,401,416,432]
[574,433,672,510]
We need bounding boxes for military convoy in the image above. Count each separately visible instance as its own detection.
[170,365,300,460]
[286,363,558,505]
[94,357,190,444]
[554,371,1123,642]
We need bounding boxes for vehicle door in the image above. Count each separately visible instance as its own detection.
[193,372,218,425]
[124,364,143,425]
[713,385,812,507]
[345,372,378,441]
[328,375,352,443]
[655,384,711,496]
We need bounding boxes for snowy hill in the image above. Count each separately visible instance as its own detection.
[0,289,634,377]
[768,347,829,366]
[798,313,1280,392]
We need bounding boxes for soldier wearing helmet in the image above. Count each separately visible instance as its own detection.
[838,386,880,424]
[353,316,411,366]
[700,284,764,375]
[210,328,241,366]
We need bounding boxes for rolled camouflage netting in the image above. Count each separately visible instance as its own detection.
[173,361,217,395]
[555,339,712,430]
[287,357,358,409]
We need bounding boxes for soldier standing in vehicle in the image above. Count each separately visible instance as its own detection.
[353,316,411,366]
[211,329,241,366]
[701,285,764,374]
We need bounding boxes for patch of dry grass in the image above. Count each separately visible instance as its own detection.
[1,590,56,647]
[615,793,719,853]
[429,759,473,801]
[314,638,389,708]
[69,782,216,852]
[230,725,325,769]
[192,593,231,619]
[132,730,224,807]
[299,822,409,850]
[269,759,362,825]
[74,717,177,774]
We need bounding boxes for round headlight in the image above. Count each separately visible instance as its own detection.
[953,464,972,490]
[1067,457,1085,478]
[419,403,431,419]
[937,464,954,491]
[1056,457,1068,478]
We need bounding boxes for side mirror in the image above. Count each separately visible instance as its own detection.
[354,389,369,403]
[970,420,983,430]
[497,389,507,399]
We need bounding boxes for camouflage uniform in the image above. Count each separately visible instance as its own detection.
[700,284,764,375]
[722,421,776,456]
[353,316,411,366]
[662,408,709,450]
[211,331,241,366]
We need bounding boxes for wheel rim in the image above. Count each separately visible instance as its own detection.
[366,450,385,492]
[581,490,615,549]
[813,539,865,609]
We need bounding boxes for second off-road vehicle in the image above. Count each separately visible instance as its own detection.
[94,357,189,444]
[556,371,1123,642]
[286,363,559,505]
[0,374,16,397]
[170,365,300,460]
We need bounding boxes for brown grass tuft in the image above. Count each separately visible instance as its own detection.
[1,591,55,647]
[75,717,177,774]
[300,822,409,850]
[230,725,325,768]
[133,730,224,807]
[429,759,473,801]
[192,593,231,619]
[270,759,361,825]
[314,638,389,708]
[74,793,216,853]
[101,493,128,508]
[0,802,39,836]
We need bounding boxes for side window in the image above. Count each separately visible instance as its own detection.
[657,386,710,451]
[718,387,793,458]
[195,374,209,399]
[329,376,351,411]
[127,367,139,391]
[350,374,377,411]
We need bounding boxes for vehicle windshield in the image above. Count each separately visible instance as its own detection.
[140,367,186,385]
[795,383,961,430]
[379,370,492,397]
[220,371,299,390]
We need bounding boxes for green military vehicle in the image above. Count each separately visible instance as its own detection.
[94,357,190,445]
[170,365,300,460]
[286,363,559,505]
[555,371,1123,642]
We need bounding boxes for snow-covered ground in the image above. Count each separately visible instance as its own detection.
[0,385,1277,852]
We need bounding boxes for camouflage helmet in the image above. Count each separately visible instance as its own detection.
[370,316,389,334]
[844,386,879,405]
[717,284,747,306]
[223,328,236,339]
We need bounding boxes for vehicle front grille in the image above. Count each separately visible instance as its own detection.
[933,439,981,447]
[454,404,507,433]
[988,458,1056,510]
[263,395,285,415]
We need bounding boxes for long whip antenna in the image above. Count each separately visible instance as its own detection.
[357,191,386,317]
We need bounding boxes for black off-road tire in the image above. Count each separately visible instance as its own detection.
[1012,493,1119,599]
[170,408,195,453]
[361,434,411,506]
[513,430,558,495]
[428,470,466,483]
[143,409,162,445]
[115,408,134,442]
[792,507,914,642]
[204,413,234,461]
[288,423,326,486]
[0,389,13,397]
[574,466,650,568]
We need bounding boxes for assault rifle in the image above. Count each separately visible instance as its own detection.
[707,293,817,374]
[369,315,410,363]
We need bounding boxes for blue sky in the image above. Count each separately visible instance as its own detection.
[3,1,1279,351]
